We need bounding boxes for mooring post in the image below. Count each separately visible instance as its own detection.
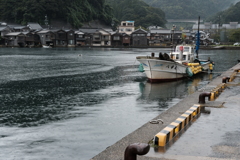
[124,143,150,160]
[198,92,211,104]
[222,77,230,83]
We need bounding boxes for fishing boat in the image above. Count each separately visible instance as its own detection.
[136,17,214,83]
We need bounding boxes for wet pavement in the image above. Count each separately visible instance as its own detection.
[91,63,240,160]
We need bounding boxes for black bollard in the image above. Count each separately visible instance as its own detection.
[222,77,230,83]
[124,143,150,160]
[198,92,211,104]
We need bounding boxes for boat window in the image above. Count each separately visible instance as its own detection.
[183,55,186,60]
[176,54,179,59]
[183,47,189,52]
[188,55,190,60]
[176,47,180,52]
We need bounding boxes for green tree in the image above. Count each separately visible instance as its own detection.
[106,0,166,28]
[228,29,240,42]
[0,0,113,28]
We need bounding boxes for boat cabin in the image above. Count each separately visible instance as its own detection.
[171,45,194,62]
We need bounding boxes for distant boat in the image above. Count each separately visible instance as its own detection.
[212,46,225,49]
[42,45,52,48]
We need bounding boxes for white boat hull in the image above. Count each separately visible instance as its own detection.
[137,57,210,82]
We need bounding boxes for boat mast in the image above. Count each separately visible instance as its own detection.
[195,16,200,59]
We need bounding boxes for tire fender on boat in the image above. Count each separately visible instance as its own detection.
[186,67,193,77]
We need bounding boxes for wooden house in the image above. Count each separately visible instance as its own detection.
[65,30,75,46]
[111,32,122,46]
[4,32,27,47]
[25,32,41,47]
[122,33,131,46]
[37,30,55,46]
[0,26,11,45]
[75,31,86,46]
[131,28,148,46]
[54,29,67,47]
[79,28,98,46]
[99,29,111,46]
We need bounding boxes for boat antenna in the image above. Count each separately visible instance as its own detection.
[195,16,200,59]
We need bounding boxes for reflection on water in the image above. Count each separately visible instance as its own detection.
[138,81,186,110]
[137,74,213,111]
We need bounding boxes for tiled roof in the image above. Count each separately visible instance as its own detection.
[27,22,43,30]
[5,32,28,36]
[79,28,99,33]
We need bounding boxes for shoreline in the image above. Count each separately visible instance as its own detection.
[1,45,240,50]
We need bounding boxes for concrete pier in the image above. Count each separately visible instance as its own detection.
[91,63,240,160]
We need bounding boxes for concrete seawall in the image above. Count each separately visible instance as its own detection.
[91,62,240,160]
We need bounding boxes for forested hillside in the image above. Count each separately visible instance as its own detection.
[207,1,240,23]
[142,0,238,19]
[0,0,113,28]
[106,0,166,28]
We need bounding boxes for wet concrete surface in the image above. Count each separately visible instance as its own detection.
[91,63,240,160]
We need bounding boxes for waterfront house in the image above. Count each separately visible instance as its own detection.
[65,30,75,46]
[148,28,165,46]
[148,29,182,46]
[122,33,131,46]
[0,26,11,45]
[131,28,148,46]
[91,30,101,46]
[98,29,111,46]
[111,32,122,46]
[75,31,86,46]
[0,26,10,36]
[79,28,111,46]
[118,21,135,35]
[25,32,41,47]
[37,30,55,46]
[4,32,27,47]
[79,28,98,46]
[54,29,67,47]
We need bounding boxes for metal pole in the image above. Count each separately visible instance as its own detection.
[196,16,200,59]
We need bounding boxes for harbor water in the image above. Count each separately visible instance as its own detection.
[0,47,239,160]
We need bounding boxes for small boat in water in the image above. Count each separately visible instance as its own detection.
[42,45,52,48]
[136,45,213,82]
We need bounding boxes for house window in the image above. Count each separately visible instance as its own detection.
[128,23,133,26]
[78,35,83,38]
[125,37,129,40]
[120,29,124,32]
[126,29,132,32]
[113,36,120,40]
